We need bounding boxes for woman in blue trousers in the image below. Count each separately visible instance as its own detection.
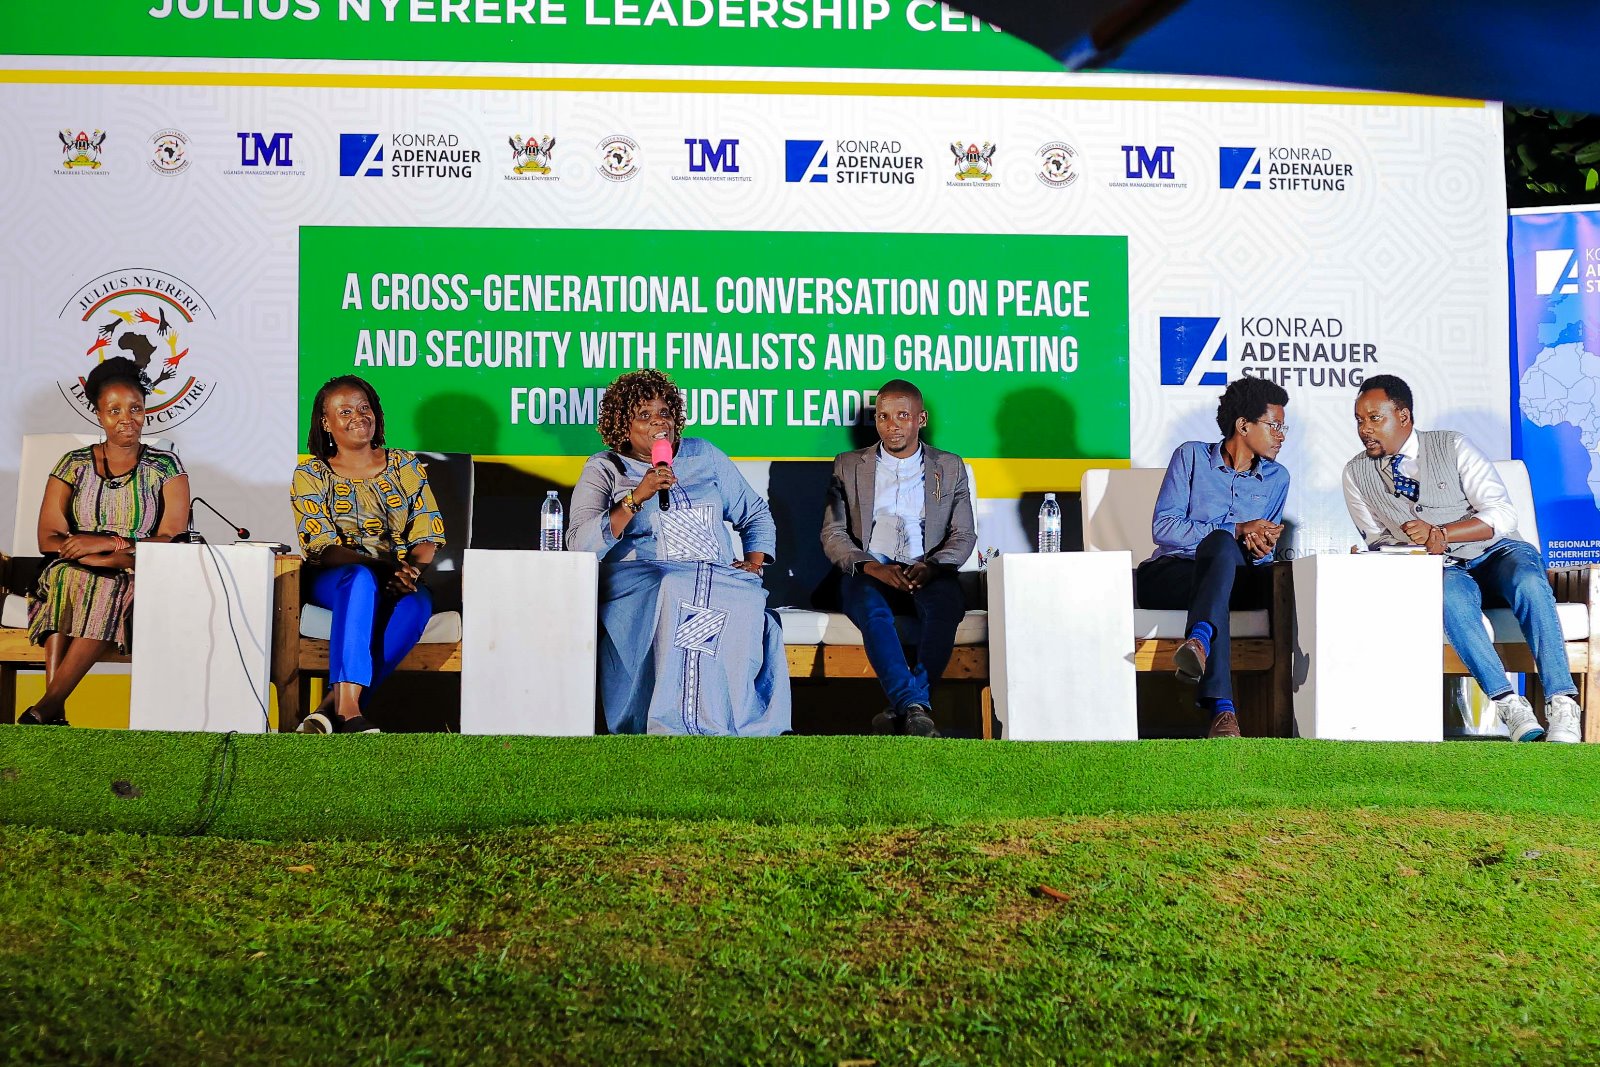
[290,375,445,734]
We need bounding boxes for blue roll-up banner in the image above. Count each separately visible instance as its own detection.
[1510,208,1600,567]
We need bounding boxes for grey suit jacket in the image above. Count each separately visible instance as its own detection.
[820,444,977,573]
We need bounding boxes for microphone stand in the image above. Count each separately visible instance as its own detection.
[182,497,251,544]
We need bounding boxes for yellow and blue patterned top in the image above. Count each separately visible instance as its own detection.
[290,449,445,562]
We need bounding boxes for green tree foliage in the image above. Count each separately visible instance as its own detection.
[1505,107,1600,207]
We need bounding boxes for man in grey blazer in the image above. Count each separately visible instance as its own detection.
[821,378,976,737]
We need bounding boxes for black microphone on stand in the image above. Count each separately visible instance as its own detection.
[180,497,251,544]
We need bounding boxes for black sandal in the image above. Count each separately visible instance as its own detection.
[17,706,69,726]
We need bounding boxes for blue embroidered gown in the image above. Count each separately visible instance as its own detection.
[567,437,791,736]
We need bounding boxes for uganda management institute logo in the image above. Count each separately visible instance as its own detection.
[56,270,216,428]
[56,129,107,174]
[678,138,750,182]
[148,129,191,176]
[950,140,998,184]
[507,134,557,180]
[1111,144,1186,189]
[227,131,303,176]
[598,134,640,182]
[1035,141,1080,188]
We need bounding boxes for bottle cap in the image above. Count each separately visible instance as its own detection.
[546,490,558,497]
[1044,492,1057,500]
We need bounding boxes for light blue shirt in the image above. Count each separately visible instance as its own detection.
[1149,440,1290,566]
[868,445,926,564]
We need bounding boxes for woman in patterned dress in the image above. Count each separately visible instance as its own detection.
[290,375,445,735]
[20,357,190,726]
[568,370,790,735]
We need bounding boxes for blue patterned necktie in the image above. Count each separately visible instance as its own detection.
[1389,454,1420,502]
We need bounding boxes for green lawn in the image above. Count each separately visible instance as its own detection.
[5,731,1600,839]
[4,733,1600,1064]
[5,813,1600,1064]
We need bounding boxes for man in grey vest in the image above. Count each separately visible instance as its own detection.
[1342,374,1581,742]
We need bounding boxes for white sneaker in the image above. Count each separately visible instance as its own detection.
[1494,694,1546,742]
[1545,694,1582,744]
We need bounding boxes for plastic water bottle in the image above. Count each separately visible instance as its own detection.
[1038,492,1062,553]
[540,490,564,551]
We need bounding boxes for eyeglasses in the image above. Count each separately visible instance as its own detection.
[1253,419,1288,436]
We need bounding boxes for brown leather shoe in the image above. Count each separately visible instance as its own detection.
[1173,637,1207,683]
[1206,711,1241,739]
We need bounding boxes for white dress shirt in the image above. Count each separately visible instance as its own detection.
[868,445,926,564]
[1341,428,1518,548]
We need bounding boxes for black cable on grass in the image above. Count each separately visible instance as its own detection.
[184,730,238,837]
[201,541,272,732]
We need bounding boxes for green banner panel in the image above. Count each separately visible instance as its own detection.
[12,1,1058,72]
[298,226,1129,461]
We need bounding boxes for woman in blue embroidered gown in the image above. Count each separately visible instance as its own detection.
[568,370,790,735]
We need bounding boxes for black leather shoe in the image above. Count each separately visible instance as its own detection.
[903,706,941,738]
[870,708,903,735]
[17,706,68,726]
[1173,638,1208,684]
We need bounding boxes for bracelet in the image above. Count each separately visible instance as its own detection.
[622,491,643,514]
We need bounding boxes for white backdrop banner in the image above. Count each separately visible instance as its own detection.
[0,54,1508,556]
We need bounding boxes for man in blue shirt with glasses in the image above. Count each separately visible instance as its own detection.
[1136,377,1291,738]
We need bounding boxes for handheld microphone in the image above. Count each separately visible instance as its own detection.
[182,497,251,544]
[651,437,674,511]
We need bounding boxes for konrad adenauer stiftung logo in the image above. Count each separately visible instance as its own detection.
[57,269,216,428]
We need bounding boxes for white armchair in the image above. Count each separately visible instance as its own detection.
[2,433,172,720]
[1454,461,1596,739]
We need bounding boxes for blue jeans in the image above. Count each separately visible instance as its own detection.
[310,564,433,693]
[840,568,965,711]
[1444,539,1576,700]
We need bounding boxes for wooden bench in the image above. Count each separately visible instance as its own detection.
[271,553,996,736]
[0,551,132,722]
[1129,563,1296,738]
[0,629,133,724]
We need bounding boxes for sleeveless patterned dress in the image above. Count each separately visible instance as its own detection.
[27,445,186,652]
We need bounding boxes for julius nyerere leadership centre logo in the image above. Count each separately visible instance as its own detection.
[58,269,217,428]
[148,128,192,176]
[598,135,640,181]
